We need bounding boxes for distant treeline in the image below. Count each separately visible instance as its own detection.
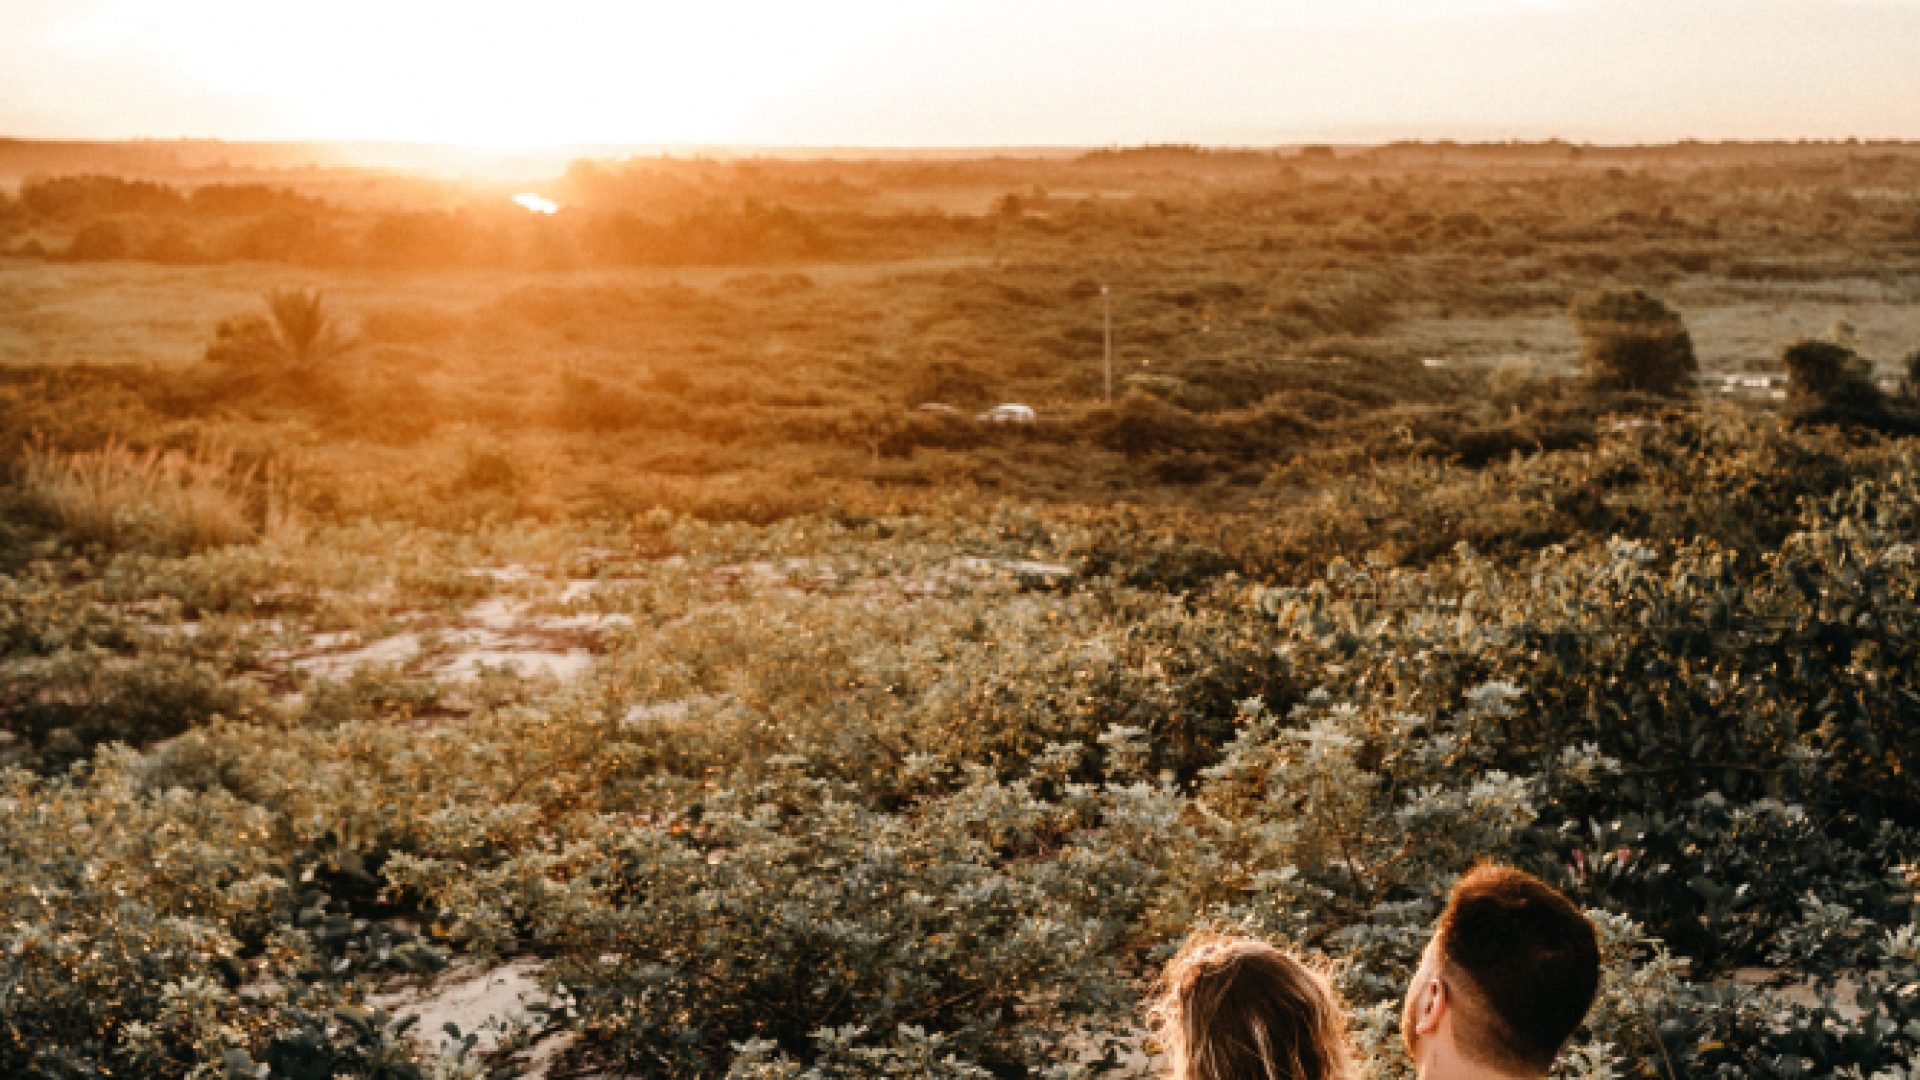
[0,171,994,269]
[0,136,397,179]
[10,145,1920,271]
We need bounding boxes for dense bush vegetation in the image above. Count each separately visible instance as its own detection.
[5,404,1919,1077]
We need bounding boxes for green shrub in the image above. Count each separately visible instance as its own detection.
[1568,288,1697,395]
[1081,391,1212,455]
[551,369,687,434]
[1782,337,1884,416]
[3,650,245,770]
[204,313,283,369]
[388,763,1159,1075]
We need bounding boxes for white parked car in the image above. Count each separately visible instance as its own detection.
[975,403,1037,424]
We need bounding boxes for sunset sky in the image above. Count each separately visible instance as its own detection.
[5,0,1920,147]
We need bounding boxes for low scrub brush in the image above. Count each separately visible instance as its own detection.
[19,436,287,553]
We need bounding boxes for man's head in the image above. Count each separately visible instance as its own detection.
[1401,865,1600,1078]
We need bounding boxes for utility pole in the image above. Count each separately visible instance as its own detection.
[1101,284,1112,402]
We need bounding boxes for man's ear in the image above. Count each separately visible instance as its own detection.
[1412,973,1448,1036]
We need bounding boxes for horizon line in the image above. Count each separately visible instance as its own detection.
[7,133,1920,153]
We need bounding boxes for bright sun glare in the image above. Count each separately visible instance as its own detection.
[47,0,927,148]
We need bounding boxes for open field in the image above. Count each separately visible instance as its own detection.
[4,143,1920,1077]
[0,257,1000,368]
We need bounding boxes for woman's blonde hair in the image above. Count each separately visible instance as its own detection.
[1149,932,1357,1080]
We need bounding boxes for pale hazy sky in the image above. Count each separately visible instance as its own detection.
[4,0,1919,146]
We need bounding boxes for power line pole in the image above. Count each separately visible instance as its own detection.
[1101,284,1112,403]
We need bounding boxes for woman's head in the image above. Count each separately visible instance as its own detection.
[1151,933,1356,1080]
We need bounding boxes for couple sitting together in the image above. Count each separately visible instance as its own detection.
[1154,864,1600,1080]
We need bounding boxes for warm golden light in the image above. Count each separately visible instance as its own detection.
[3,0,1919,146]
[512,193,559,215]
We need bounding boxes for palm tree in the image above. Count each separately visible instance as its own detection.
[263,288,352,373]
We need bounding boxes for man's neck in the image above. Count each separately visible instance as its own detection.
[1413,1043,1542,1080]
